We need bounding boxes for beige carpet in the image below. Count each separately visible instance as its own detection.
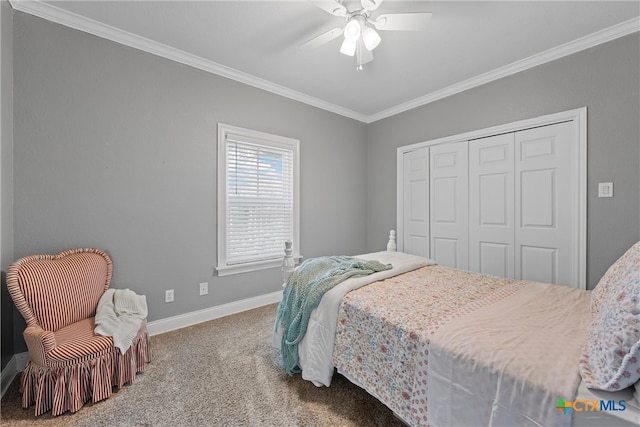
[1,303,404,426]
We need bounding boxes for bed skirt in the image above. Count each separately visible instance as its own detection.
[19,328,151,416]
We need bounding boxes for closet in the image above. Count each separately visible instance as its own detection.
[397,109,586,289]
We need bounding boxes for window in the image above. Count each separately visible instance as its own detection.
[217,123,299,276]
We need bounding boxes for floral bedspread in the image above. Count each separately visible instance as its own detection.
[332,265,526,426]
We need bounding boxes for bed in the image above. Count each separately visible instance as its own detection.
[273,240,640,427]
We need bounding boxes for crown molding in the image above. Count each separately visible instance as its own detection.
[9,1,639,124]
[8,0,370,123]
[368,16,640,123]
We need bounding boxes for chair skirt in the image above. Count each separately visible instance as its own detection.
[20,326,150,416]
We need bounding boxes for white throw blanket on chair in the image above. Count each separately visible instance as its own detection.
[95,288,148,354]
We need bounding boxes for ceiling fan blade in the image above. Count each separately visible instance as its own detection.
[373,12,432,31]
[310,0,348,17]
[298,27,343,49]
[361,0,383,11]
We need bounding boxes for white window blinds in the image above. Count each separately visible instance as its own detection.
[217,123,299,276]
[226,135,294,264]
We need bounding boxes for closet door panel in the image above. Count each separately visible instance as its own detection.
[402,148,429,257]
[515,122,574,286]
[479,242,510,277]
[430,142,468,269]
[520,246,557,284]
[469,133,515,278]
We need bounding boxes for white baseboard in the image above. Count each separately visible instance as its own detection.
[146,290,283,336]
[1,355,17,398]
[14,352,29,371]
[1,290,284,398]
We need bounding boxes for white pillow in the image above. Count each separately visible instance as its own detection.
[591,241,640,314]
[579,242,640,391]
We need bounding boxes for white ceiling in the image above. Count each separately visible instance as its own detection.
[11,1,640,122]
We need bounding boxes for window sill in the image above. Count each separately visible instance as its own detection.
[216,256,302,277]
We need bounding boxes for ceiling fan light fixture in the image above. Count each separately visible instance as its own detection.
[343,18,361,42]
[340,38,357,56]
[361,26,381,51]
[304,0,431,72]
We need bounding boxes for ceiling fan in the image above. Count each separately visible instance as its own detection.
[300,0,432,71]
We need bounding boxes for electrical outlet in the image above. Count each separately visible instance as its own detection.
[199,282,208,296]
[165,289,174,303]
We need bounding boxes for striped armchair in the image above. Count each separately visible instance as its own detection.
[7,248,150,416]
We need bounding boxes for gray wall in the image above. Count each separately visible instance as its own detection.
[11,12,368,351]
[1,0,14,370]
[7,10,640,359]
[366,33,640,290]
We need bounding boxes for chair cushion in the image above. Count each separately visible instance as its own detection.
[49,318,114,364]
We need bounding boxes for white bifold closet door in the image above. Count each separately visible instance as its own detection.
[468,133,515,278]
[429,141,469,269]
[402,147,430,258]
[514,122,574,285]
[404,120,577,286]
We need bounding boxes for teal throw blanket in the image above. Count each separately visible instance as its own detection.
[275,256,392,375]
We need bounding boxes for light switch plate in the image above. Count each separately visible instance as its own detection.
[598,182,613,198]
